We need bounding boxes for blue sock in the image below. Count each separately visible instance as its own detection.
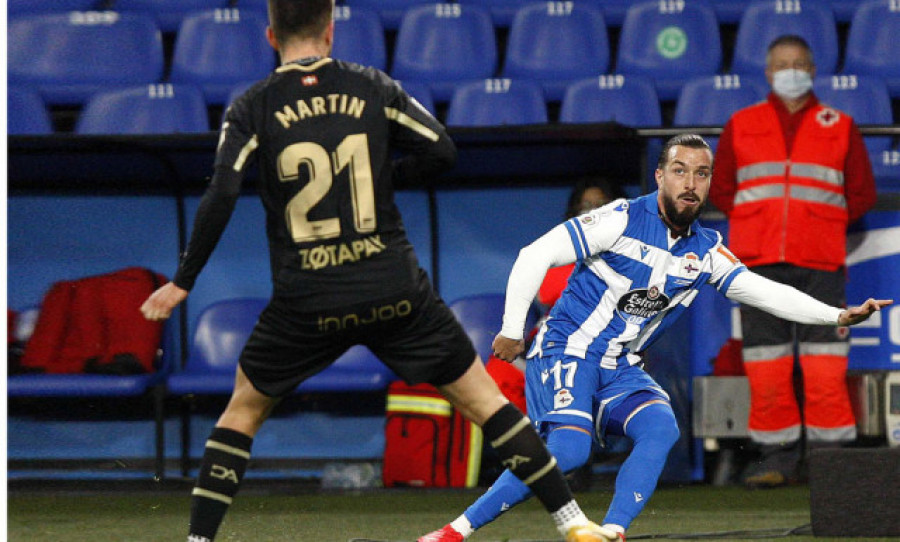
[603,403,679,529]
[464,425,592,530]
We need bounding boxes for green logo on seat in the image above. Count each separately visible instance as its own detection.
[656,26,687,59]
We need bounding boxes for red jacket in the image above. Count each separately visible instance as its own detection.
[710,94,876,271]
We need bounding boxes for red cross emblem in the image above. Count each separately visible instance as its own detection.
[816,107,840,127]
[301,75,318,87]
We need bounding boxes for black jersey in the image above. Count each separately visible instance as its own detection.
[173,58,456,309]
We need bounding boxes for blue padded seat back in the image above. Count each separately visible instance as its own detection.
[332,6,387,71]
[446,79,548,127]
[8,11,164,105]
[503,2,609,101]
[391,4,497,102]
[674,75,768,126]
[812,75,895,153]
[75,84,210,135]
[843,0,900,98]
[673,75,768,151]
[187,298,267,373]
[170,8,275,105]
[731,0,839,76]
[449,293,540,363]
[344,0,435,29]
[616,0,722,101]
[7,87,54,135]
[115,0,226,32]
[559,74,661,127]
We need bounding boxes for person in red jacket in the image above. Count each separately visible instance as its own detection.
[709,35,877,488]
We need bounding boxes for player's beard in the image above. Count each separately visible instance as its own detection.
[662,191,704,229]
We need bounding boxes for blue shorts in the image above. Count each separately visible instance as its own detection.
[525,353,669,439]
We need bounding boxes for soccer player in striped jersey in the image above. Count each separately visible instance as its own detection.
[420,134,890,542]
[141,1,609,541]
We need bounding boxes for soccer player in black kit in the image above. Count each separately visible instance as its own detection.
[141,1,610,541]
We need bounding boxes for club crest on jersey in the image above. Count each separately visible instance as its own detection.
[680,252,701,279]
[301,74,318,86]
[554,388,574,409]
[616,286,670,324]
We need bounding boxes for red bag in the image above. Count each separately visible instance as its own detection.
[19,267,167,374]
[382,381,482,488]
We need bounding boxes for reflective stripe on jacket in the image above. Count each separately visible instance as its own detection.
[729,101,852,270]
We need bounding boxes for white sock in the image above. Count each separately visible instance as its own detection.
[604,523,626,535]
[551,500,590,536]
[450,515,475,538]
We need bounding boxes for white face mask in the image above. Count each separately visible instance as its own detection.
[772,69,813,100]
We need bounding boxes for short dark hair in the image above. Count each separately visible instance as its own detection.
[657,134,712,170]
[267,0,334,45]
[766,34,814,65]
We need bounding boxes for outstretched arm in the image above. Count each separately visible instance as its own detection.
[726,271,892,325]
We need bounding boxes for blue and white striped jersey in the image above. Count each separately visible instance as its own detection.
[528,191,746,369]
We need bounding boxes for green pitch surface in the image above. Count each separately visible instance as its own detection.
[7,485,896,541]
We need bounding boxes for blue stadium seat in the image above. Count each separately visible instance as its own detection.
[170,9,275,105]
[446,79,548,127]
[347,0,436,29]
[7,87,54,135]
[332,6,387,71]
[397,80,437,116]
[448,293,540,363]
[115,0,227,32]
[8,12,164,105]
[8,317,174,479]
[731,0,839,76]
[502,2,609,101]
[559,75,661,127]
[813,75,894,153]
[673,75,768,151]
[843,0,900,98]
[870,148,900,193]
[458,0,538,27]
[616,0,722,101]
[391,4,497,102]
[8,0,99,15]
[75,84,210,135]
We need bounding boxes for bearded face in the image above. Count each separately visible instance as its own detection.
[660,184,705,228]
[655,145,712,231]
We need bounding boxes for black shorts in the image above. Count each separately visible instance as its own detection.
[239,276,477,397]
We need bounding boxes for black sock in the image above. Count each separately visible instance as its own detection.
[482,403,574,514]
[188,427,253,541]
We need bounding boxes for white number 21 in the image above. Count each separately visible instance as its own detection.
[277,133,375,242]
